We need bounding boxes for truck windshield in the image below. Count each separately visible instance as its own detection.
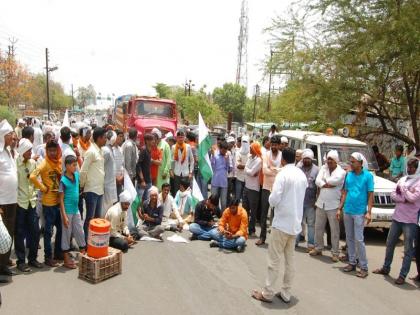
[321,144,379,170]
[135,101,174,118]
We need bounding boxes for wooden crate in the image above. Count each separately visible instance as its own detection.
[78,247,122,284]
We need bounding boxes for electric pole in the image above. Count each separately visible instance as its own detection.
[45,48,50,120]
[267,49,273,112]
[185,80,194,96]
[253,84,259,122]
[45,48,58,121]
[71,84,75,111]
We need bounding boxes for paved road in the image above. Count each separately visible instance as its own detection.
[1,228,419,315]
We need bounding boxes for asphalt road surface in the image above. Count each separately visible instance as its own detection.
[1,228,419,315]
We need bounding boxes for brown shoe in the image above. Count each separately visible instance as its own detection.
[372,268,389,275]
[331,255,339,263]
[343,264,356,272]
[255,239,265,246]
[309,249,322,256]
[356,269,369,278]
[44,259,60,267]
[394,277,405,285]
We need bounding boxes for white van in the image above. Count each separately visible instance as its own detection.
[279,130,396,230]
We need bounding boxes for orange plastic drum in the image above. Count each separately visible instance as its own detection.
[87,219,111,258]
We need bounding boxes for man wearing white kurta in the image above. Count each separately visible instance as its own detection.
[252,147,307,304]
[0,119,18,277]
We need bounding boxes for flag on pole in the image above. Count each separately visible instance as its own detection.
[123,169,141,229]
[198,112,213,182]
[191,177,204,210]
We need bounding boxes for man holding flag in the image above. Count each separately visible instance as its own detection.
[197,113,213,198]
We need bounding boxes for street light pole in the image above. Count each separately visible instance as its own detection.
[71,84,75,111]
[253,84,259,122]
[45,48,58,121]
[45,48,50,120]
[267,49,273,112]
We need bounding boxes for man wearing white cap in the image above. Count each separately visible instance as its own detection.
[310,150,346,262]
[296,149,319,250]
[0,119,18,277]
[105,190,135,252]
[226,136,236,204]
[102,130,118,216]
[280,136,289,150]
[15,119,25,140]
[15,139,42,272]
[152,128,171,191]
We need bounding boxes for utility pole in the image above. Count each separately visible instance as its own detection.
[6,38,17,108]
[267,49,273,112]
[45,48,58,121]
[185,80,194,96]
[45,48,50,120]
[253,84,259,122]
[71,84,75,111]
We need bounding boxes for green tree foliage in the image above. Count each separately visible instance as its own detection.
[153,83,225,127]
[266,0,420,146]
[77,84,96,109]
[212,83,247,122]
[0,105,16,124]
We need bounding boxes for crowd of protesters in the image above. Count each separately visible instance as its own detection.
[0,118,419,306]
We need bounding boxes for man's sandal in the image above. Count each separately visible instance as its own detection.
[251,290,272,303]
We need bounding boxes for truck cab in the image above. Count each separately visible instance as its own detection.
[114,96,177,143]
[279,130,396,230]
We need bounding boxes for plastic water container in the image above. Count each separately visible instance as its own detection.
[87,219,111,258]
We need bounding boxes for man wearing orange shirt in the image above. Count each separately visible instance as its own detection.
[209,199,248,252]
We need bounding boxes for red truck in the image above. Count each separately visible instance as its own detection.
[114,95,177,143]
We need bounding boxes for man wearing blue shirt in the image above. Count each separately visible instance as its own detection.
[337,152,374,278]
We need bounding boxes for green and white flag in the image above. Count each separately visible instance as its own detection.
[198,112,213,182]
[191,177,204,210]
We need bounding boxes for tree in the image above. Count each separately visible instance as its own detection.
[77,84,96,109]
[212,83,247,122]
[266,0,420,147]
[153,83,225,127]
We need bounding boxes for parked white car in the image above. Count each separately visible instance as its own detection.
[279,130,396,230]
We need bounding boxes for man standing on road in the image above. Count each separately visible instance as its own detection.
[80,127,106,240]
[310,150,346,261]
[153,128,171,191]
[102,130,118,215]
[171,130,194,193]
[256,135,282,246]
[210,141,231,212]
[113,130,125,197]
[122,128,138,184]
[296,149,318,250]
[337,152,374,278]
[243,142,262,236]
[136,133,154,202]
[252,148,308,304]
[373,158,420,285]
[0,120,18,278]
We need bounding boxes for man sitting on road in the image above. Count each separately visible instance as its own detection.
[105,190,135,253]
[137,186,165,240]
[209,199,248,252]
[160,183,184,232]
[189,194,219,241]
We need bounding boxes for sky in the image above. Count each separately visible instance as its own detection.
[0,0,292,99]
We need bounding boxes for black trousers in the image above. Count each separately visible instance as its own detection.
[415,226,420,276]
[243,188,259,234]
[109,236,129,253]
[259,189,271,241]
[0,204,16,268]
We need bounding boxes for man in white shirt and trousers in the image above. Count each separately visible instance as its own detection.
[252,147,308,304]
